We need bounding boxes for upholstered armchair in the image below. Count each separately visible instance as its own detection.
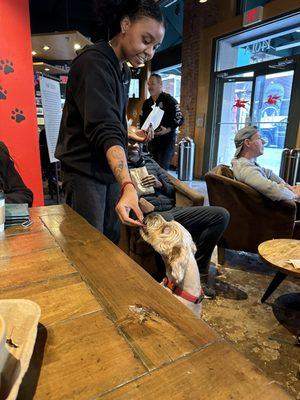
[119,173,204,277]
[204,165,299,264]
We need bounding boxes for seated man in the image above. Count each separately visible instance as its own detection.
[128,141,230,298]
[0,141,33,206]
[231,126,300,202]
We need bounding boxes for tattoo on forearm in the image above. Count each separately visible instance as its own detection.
[115,159,124,180]
[107,146,129,183]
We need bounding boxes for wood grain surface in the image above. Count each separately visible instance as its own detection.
[258,239,300,277]
[0,205,293,399]
[101,341,291,400]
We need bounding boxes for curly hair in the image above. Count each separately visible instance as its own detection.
[94,0,164,40]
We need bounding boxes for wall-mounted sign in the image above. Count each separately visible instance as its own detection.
[244,39,270,55]
[243,6,263,27]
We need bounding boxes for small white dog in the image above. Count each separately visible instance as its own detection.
[140,213,203,318]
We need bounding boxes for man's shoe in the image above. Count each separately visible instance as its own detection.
[202,283,216,299]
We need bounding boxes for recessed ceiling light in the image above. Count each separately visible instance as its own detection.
[74,43,81,50]
[44,68,50,71]
[32,51,37,56]
[43,45,50,51]
[199,0,207,2]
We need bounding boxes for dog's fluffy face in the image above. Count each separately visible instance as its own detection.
[140,214,196,283]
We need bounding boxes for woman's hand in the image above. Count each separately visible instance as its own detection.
[141,174,162,189]
[115,183,144,227]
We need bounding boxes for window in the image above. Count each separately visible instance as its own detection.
[216,12,300,71]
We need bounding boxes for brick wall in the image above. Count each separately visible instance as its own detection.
[179,0,236,142]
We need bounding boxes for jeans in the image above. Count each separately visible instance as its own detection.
[62,171,120,244]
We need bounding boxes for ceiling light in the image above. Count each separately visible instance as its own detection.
[74,43,81,50]
[32,51,37,56]
[44,68,50,71]
[43,45,50,51]
[127,61,133,68]
[199,0,207,2]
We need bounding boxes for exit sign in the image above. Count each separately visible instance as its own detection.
[243,6,263,27]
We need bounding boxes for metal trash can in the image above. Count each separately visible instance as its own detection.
[178,137,195,181]
[279,148,300,185]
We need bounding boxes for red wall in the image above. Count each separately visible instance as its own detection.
[0,0,43,206]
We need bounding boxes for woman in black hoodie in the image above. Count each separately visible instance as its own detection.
[55,0,165,243]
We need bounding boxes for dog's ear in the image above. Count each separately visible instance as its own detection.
[168,245,188,283]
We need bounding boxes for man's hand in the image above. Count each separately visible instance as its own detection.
[128,125,154,143]
[155,126,171,136]
[141,174,162,189]
[291,185,300,198]
[115,184,144,227]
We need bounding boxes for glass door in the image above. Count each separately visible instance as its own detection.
[251,70,294,174]
[215,76,253,165]
[213,66,296,173]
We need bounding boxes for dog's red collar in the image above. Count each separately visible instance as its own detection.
[163,277,204,304]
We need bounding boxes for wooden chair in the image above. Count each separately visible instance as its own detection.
[204,165,299,264]
[119,173,204,277]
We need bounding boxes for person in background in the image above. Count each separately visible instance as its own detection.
[128,141,230,298]
[140,73,184,170]
[55,0,165,243]
[0,141,33,206]
[231,126,300,202]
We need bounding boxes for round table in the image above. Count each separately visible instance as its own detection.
[258,239,300,303]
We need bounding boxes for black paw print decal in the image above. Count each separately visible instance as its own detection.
[0,59,14,75]
[11,108,25,123]
[0,86,7,100]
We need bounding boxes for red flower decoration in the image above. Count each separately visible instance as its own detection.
[233,99,249,109]
[266,95,281,105]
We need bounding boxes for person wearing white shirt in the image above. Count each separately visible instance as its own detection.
[231,126,300,202]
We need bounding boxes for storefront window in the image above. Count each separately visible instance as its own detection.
[217,76,253,165]
[155,65,182,103]
[252,70,294,173]
[216,12,300,71]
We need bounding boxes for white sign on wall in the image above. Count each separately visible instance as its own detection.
[39,76,62,163]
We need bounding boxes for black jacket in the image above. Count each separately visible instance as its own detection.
[55,40,131,183]
[139,92,184,136]
[129,154,175,212]
[0,142,33,206]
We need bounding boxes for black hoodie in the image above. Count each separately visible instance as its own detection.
[55,40,131,183]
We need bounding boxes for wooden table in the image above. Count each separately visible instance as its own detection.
[0,205,292,399]
[259,239,300,303]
